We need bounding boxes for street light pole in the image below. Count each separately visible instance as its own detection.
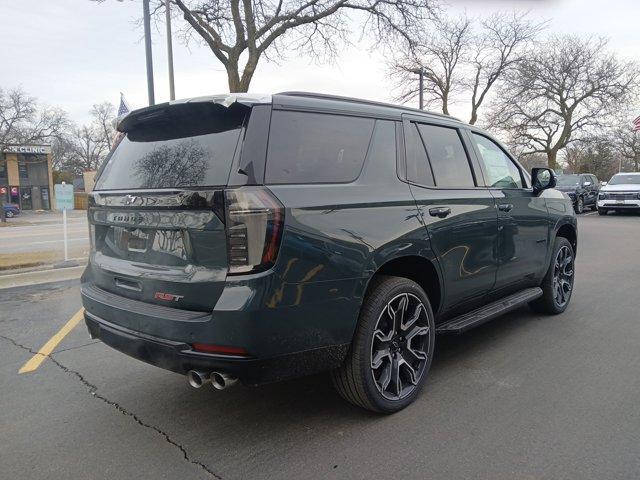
[411,67,425,110]
[165,0,176,101]
[418,68,424,110]
[143,0,155,106]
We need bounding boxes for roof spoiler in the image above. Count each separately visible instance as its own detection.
[117,94,271,133]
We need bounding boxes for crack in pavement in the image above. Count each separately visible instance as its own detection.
[0,334,222,480]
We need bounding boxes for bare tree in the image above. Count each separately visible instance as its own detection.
[0,87,68,145]
[51,134,76,171]
[390,11,542,123]
[91,102,116,151]
[56,102,116,175]
[133,0,437,93]
[391,15,471,115]
[467,12,544,125]
[488,36,639,170]
[65,125,109,174]
[563,139,621,180]
[612,117,640,171]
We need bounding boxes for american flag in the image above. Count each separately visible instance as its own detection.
[118,92,130,117]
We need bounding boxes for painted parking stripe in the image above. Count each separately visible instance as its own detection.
[18,308,85,374]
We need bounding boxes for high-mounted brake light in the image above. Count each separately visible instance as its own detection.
[224,187,284,275]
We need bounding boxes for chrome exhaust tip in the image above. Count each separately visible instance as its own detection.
[187,370,210,389]
[210,372,238,390]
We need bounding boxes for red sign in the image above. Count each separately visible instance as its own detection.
[0,187,6,195]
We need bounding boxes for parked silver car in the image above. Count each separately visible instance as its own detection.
[597,172,640,215]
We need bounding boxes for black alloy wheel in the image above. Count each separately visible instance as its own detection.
[332,275,435,413]
[552,244,574,308]
[370,292,430,401]
[530,237,575,314]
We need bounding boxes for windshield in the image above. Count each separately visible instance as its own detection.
[94,104,245,190]
[555,175,580,187]
[608,174,640,185]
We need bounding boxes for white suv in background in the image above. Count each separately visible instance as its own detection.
[597,172,640,215]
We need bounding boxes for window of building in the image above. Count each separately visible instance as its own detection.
[417,124,475,188]
[18,161,28,179]
[266,111,375,184]
[472,133,523,189]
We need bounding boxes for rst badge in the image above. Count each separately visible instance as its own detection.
[154,292,185,302]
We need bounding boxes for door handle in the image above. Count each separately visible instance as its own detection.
[429,207,451,218]
[497,203,513,212]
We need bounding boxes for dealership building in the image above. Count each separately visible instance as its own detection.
[0,144,54,210]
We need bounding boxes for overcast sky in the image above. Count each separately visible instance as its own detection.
[1,0,638,125]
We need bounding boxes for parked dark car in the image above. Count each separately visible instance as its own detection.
[3,203,20,218]
[555,173,600,213]
[81,93,577,413]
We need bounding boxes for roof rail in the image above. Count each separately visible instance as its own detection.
[276,91,461,121]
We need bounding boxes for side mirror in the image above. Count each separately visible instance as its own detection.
[531,168,556,194]
[601,181,608,186]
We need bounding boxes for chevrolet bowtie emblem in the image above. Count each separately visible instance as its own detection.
[123,194,138,206]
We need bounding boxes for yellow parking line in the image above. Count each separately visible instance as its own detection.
[19,308,85,374]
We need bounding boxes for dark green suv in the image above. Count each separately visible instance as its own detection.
[81,92,577,413]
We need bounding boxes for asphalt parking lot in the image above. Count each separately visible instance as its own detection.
[2,212,640,480]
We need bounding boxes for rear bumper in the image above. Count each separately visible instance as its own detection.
[84,311,347,385]
[81,282,351,384]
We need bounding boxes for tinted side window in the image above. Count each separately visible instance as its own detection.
[366,120,396,172]
[417,124,475,187]
[406,122,434,186]
[266,111,375,184]
[472,133,523,189]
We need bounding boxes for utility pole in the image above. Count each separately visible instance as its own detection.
[143,0,155,106]
[165,0,176,100]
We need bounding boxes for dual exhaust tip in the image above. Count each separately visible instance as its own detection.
[187,370,238,390]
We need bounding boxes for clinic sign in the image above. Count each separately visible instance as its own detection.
[54,183,74,211]
[2,144,52,154]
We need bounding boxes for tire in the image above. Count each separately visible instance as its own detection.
[5,211,13,218]
[574,196,584,214]
[597,208,608,216]
[529,237,575,315]
[331,275,435,413]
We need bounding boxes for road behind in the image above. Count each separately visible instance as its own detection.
[0,213,88,253]
[0,212,88,269]
[1,213,639,480]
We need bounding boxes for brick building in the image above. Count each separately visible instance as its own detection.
[0,144,54,210]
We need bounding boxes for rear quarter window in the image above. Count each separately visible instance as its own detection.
[265,111,375,184]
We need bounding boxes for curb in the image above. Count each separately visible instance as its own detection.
[0,258,87,276]
[0,265,86,290]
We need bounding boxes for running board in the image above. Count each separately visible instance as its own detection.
[436,287,543,334]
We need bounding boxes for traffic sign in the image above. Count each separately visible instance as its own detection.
[54,183,74,211]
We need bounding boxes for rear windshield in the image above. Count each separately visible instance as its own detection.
[94,104,245,190]
[556,175,580,186]
[608,174,640,185]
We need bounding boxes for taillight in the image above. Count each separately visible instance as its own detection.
[88,222,96,253]
[224,187,284,275]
